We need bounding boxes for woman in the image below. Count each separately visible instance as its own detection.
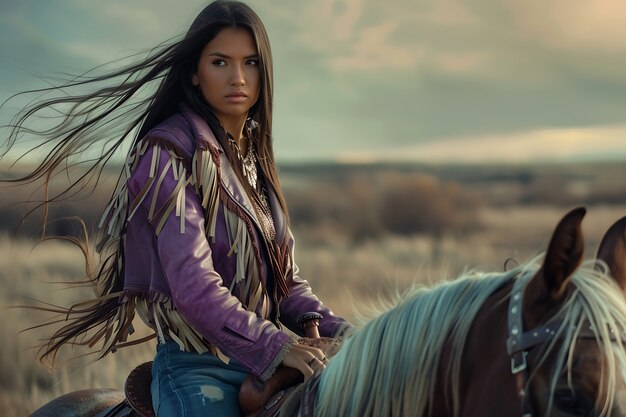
[2,1,352,416]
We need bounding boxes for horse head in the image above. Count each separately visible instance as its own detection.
[520,208,626,416]
[462,207,626,417]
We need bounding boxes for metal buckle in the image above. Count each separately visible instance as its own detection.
[511,351,528,374]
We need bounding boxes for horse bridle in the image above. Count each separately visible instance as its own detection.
[506,273,606,417]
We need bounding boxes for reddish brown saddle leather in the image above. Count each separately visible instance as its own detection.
[124,361,155,417]
[123,338,340,417]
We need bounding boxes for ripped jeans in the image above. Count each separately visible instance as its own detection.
[151,340,249,417]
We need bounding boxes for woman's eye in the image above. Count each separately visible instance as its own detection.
[246,59,259,66]
[212,59,226,66]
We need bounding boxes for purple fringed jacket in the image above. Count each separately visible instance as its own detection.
[102,107,351,382]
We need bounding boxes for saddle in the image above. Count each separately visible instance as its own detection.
[122,337,341,417]
[124,361,154,417]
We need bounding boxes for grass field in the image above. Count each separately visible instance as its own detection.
[2,204,625,416]
[1,160,625,416]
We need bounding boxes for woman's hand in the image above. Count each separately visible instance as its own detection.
[281,343,327,381]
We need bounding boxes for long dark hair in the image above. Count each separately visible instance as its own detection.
[3,0,287,221]
[2,0,288,364]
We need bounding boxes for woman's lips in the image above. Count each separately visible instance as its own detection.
[225,92,247,103]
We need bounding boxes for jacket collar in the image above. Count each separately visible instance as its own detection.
[181,107,287,245]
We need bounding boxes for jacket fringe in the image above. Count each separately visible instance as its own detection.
[93,136,270,361]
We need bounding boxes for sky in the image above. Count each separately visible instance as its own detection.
[1,0,626,163]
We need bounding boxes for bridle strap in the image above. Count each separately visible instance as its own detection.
[514,372,532,417]
[506,273,535,417]
[507,274,567,417]
[507,320,560,356]
[506,273,625,417]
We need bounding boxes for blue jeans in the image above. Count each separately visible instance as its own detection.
[151,341,249,417]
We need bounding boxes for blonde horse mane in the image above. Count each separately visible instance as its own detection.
[314,257,626,417]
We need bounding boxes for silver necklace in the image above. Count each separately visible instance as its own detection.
[228,135,258,190]
[227,135,276,241]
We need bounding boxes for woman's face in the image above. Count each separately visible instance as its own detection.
[192,27,261,128]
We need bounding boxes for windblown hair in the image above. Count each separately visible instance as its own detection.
[1,0,287,364]
[313,258,626,417]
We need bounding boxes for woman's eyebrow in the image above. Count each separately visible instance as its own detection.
[208,52,259,59]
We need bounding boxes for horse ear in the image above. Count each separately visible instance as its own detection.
[596,216,626,291]
[524,207,586,323]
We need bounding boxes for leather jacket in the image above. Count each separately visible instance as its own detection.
[116,107,351,381]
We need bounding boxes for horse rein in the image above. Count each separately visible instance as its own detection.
[505,273,611,417]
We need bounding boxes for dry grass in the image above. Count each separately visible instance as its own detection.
[2,205,625,416]
[0,237,154,416]
[295,205,626,319]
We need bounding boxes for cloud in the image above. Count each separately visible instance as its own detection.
[2,0,626,163]
[428,51,487,74]
[0,0,20,14]
[283,0,427,73]
[409,0,478,27]
[276,0,532,78]
[505,0,626,53]
[59,0,193,63]
[336,125,626,163]
[321,0,363,42]
[289,0,358,49]
[329,20,422,71]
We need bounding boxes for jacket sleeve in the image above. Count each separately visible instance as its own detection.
[278,230,354,339]
[127,141,294,381]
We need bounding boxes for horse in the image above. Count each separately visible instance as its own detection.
[30,207,626,417]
